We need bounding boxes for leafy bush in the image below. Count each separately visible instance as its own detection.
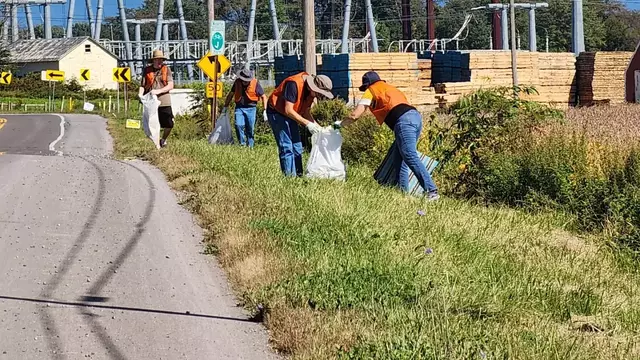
[428,86,640,251]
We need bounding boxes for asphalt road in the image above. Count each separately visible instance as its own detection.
[0,114,277,360]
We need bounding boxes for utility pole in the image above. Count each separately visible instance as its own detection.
[155,0,165,41]
[175,0,194,80]
[246,0,257,68]
[509,0,518,87]
[65,0,76,37]
[303,0,315,74]
[116,0,134,70]
[340,0,351,53]
[572,0,584,55]
[1,6,6,43]
[528,7,536,52]
[268,0,282,56]
[11,3,18,41]
[95,0,103,39]
[401,0,411,51]
[364,0,378,52]
[491,0,501,50]
[24,5,34,39]
[426,0,435,40]
[44,2,51,38]
[85,0,95,39]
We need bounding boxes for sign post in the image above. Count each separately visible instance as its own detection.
[42,70,64,112]
[209,20,225,130]
[80,68,90,104]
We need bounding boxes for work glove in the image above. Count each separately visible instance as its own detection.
[306,122,323,135]
[333,121,343,129]
[263,110,268,122]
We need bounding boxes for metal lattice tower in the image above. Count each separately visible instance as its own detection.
[0,0,67,41]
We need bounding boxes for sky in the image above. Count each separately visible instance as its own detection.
[9,0,640,34]
[12,0,144,29]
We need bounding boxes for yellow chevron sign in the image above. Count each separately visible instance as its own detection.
[113,67,131,83]
[80,68,90,81]
[0,72,11,85]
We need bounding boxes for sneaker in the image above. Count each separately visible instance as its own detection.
[160,139,167,148]
[427,191,440,202]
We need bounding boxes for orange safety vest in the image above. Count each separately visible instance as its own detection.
[234,78,260,103]
[268,72,314,116]
[367,81,410,125]
[143,65,168,92]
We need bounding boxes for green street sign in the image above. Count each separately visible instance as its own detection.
[210,20,226,55]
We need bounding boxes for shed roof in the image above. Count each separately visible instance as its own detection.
[4,37,118,63]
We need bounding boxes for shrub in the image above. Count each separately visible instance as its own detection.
[428,86,640,252]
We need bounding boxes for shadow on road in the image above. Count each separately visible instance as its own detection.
[1,295,256,323]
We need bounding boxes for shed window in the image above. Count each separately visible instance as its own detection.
[85,44,91,53]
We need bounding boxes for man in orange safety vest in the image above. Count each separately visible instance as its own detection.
[224,68,268,148]
[138,49,175,148]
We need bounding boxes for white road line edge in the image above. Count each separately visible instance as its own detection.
[49,114,65,156]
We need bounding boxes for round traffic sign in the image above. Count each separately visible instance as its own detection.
[212,33,224,50]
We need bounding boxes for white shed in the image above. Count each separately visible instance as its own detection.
[6,37,119,90]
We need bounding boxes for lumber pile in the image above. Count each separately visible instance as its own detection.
[418,59,432,82]
[576,51,632,106]
[321,53,435,106]
[431,51,577,108]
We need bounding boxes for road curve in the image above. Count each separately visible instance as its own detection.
[0,114,278,359]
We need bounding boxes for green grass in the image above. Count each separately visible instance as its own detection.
[108,115,640,359]
[0,95,144,117]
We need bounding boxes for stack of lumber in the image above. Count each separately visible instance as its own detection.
[576,52,632,106]
[321,53,434,106]
[431,51,577,108]
[529,52,577,105]
[418,59,432,82]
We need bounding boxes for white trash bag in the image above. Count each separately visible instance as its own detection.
[208,108,234,145]
[141,92,162,149]
[306,127,346,181]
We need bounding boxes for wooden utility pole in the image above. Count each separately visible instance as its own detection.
[509,0,518,88]
[401,0,412,51]
[303,0,316,74]
[492,0,502,50]
[426,0,435,41]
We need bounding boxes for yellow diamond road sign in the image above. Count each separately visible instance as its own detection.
[197,52,230,80]
[80,69,90,81]
[113,67,131,82]
[0,72,11,85]
[45,70,65,81]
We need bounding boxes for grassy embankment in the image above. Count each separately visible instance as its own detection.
[106,100,640,359]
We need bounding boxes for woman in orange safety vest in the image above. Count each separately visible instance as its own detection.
[224,69,268,149]
[337,71,439,201]
[265,72,334,177]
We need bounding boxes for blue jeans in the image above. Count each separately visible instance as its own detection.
[267,111,303,177]
[391,110,438,193]
[234,106,257,148]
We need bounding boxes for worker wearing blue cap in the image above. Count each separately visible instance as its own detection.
[336,71,439,201]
